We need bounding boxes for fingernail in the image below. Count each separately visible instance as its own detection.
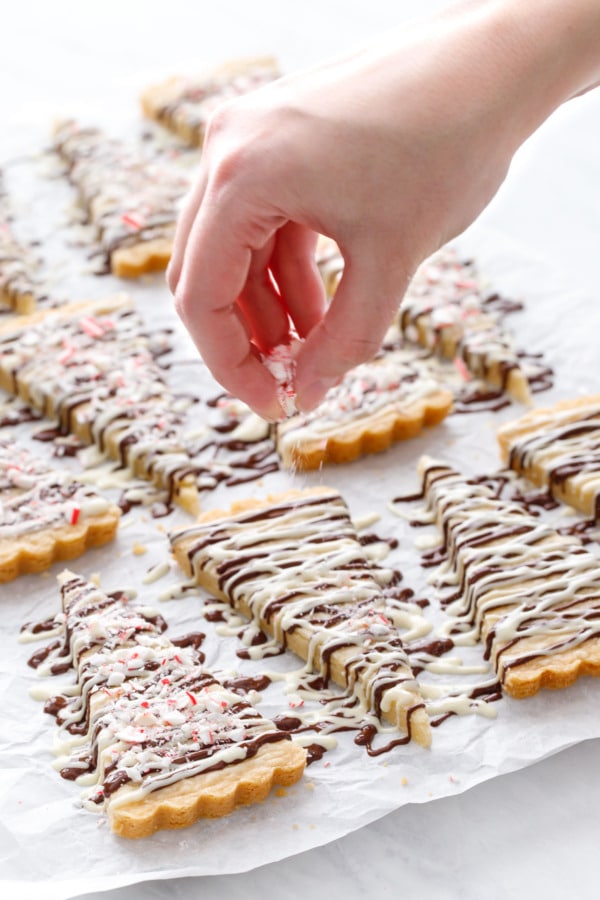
[260,396,288,424]
[296,378,338,413]
[165,260,178,294]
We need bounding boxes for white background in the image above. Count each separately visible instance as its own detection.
[2,2,600,898]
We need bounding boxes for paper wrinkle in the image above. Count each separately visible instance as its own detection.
[1,138,600,899]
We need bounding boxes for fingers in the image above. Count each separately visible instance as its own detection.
[270,223,327,339]
[174,190,286,421]
[166,169,208,295]
[173,168,406,421]
[171,163,329,417]
[294,249,407,411]
[236,238,291,352]
[225,223,327,356]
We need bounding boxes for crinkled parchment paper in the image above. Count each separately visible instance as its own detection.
[1,120,599,899]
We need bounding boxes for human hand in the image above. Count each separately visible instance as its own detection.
[168,0,600,420]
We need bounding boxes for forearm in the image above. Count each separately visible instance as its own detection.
[366,0,600,155]
[443,0,600,134]
[488,0,600,122]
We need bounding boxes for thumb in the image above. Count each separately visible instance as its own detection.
[294,252,409,411]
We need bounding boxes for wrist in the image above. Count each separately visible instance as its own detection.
[480,0,600,135]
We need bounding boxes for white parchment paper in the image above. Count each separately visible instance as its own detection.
[1,120,599,900]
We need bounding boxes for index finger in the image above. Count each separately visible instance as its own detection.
[166,169,207,295]
[174,188,285,421]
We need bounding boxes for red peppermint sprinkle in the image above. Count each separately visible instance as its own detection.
[69,506,81,526]
[140,701,149,708]
[453,357,472,382]
[186,691,197,706]
[121,212,144,230]
[79,316,105,339]
[58,346,76,366]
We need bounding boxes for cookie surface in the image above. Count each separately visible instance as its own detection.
[0,171,53,314]
[32,570,306,838]
[0,438,119,581]
[141,57,280,146]
[419,456,600,698]
[0,297,282,513]
[53,120,189,277]
[0,295,200,508]
[398,247,534,402]
[498,394,600,519]
[171,487,431,746]
[315,241,545,404]
[275,336,453,471]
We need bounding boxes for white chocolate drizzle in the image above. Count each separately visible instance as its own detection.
[275,330,452,458]
[170,488,430,740]
[398,247,549,400]
[53,120,190,269]
[502,397,600,520]
[416,456,600,692]
[315,239,552,401]
[0,436,113,539]
[28,571,295,813]
[0,171,57,313]
[0,299,280,509]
